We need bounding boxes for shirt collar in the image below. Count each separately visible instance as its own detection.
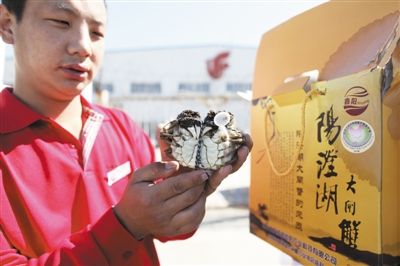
[0,88,44,134]
[80,94,109,122]
[0,88,109,134]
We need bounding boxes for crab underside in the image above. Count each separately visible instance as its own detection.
[159,110,245,170]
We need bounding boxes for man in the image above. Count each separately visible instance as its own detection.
[0,0,252,265]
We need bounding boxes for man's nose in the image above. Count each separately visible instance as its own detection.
[67,25,92,58]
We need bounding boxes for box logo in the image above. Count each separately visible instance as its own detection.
[341,120,374,153]
[344,86,369,116]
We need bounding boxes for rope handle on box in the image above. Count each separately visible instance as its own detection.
[264,88,325,176]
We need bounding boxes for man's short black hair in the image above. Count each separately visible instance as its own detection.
[1,0,107,22]
[2,0,26,22]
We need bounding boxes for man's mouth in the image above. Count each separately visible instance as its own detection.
[61,64,90,81]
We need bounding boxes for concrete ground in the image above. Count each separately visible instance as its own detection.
[154,155,300,265]
[155,207,297,266]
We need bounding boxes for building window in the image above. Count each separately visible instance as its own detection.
[131,83,161,94]
[226,82,252,92]
[94,82,114,94]
[178,83,210,93]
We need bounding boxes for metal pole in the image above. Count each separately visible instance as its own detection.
[0,41,4,89]
[81,82,93,103]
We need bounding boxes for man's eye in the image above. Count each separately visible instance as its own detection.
[92,31,104,38]
[48,19,70,27]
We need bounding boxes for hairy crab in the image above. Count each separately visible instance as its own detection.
[159,110,245,170]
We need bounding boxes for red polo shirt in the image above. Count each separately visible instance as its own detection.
[0,88,159,265]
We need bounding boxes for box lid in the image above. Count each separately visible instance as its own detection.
[252,0,400,99]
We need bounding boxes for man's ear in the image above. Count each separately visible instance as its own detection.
[0,5,15,44]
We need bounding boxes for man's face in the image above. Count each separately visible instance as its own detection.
[10,0,107,100]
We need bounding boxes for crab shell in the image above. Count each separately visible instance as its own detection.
[159,110,245,170]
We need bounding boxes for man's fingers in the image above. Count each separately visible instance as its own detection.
[155,170,208,201]
[231,145,249,173]
[132,161,179,183]
[163,183,205,215]
[243,133,253,151]
[227,133,252,173]
[205,165,232,196]
[169,195,207,236]
[204,134,252,196]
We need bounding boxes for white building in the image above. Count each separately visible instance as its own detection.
[3,45,256,143]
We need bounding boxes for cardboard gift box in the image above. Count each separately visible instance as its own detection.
[249,1,400,265]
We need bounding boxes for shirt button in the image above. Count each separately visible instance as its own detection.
[122,250,133,260]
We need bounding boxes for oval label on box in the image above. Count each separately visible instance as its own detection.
[341,120,375,153]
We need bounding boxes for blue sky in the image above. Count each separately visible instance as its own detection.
[104,0,326,51]
[4,0,326,56]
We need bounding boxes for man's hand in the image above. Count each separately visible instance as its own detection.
[204,133,253,196]
[157,128,253,196]
[114,161,208,240]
